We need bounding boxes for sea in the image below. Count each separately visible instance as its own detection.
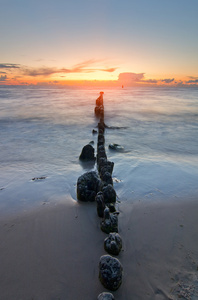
[0,85,198,215]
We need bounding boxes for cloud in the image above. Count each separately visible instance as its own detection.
[187,76,198,80]
[63,59,118,74]
[118,72,144,83]
[175,81,187,87]
[22,66,82,77]
[23,67,58,77]
[72,59,102,69]
[118,72,158,85]
[101,68,117,72]
[161,78,175,83]
[0,63,20,69]
[144,79,158,84]
[22,60,118,77]
[0,75,7,81]
[0,59,118,83]
[186,79,198,83]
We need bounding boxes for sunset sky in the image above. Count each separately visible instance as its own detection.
[0,0,198,86]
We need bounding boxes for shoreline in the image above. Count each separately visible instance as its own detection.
[0,196,198,299]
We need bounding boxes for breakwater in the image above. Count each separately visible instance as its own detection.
[77,92,123,300]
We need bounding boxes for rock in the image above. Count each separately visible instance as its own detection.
[95,91,104,118]
[104,233,122,255]
[99,128,105,135]
[79,144,95,161]
[32,176,46,181]
[98,160,114,174]
[102,184,116,203]
[96,192,105,218]
[92,129,97,134]
[101,207,118,233]
[100,171,113,185]
[77,171,101,202]
[107,203,116,213]
[96,92,104,107]
[95,105,104,117]
[97,292,115,300]
[99,255,123,291]
[109,143,124,152]
[98,134,105,144]
[98,122,105,134]
[97,149,107,163]
[98,157,108,173]
[100,163,114,176]
[97,144,105,153]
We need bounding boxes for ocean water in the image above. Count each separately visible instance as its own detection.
[0,85,198,215]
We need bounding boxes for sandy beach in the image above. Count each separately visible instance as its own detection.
[0,86,198,299]
[0,196,198,300]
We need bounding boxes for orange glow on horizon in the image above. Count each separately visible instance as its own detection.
[1,71,197,87]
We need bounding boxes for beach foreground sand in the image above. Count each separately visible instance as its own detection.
[0,197,198,300]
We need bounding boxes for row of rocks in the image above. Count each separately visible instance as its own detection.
[77,92,123,299]
[95,96,123,298]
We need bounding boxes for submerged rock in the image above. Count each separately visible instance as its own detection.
[99,255,123,291]
[97,292,115,300]
[109,143,124,151]
[92,129,97,134]
[32,176,46,181]
[77,171,101,202]
[104,233,122,255]
[79,144,95,161]
[102,184,116,203]
[101,207,118,233]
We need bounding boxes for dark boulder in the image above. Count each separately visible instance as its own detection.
[104,233,122,255]
[97,292,115,300]
[99,255,123,291]
[102,184,116,203]
[77,171,101,202]
[101,207,118,233]
[79,144,95,161]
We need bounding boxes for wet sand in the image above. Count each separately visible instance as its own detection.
[0,197,198,300]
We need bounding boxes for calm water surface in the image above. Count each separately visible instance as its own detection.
[0,86,198,214]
